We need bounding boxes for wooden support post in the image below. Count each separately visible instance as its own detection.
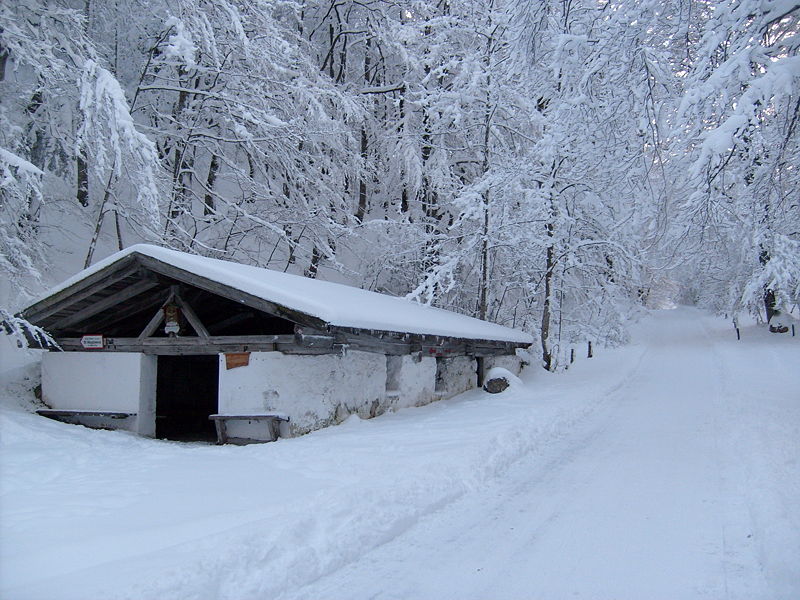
[173,289,209,338]
[138,288,176,340]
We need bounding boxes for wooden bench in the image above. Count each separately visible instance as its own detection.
[208,413,290,445]
[36,409,136,429]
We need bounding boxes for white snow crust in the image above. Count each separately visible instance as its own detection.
[1,308,798,599]
[30,244,532,344]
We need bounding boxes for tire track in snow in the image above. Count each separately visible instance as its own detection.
[703,315,800,600]
[280,339,657,599]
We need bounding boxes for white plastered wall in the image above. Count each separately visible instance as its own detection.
[389,354,437,409]
[484,354,523,376]
[218,350,386,435]
[434,356,477,399]
[41,352,157,435]
[137,355,157,436]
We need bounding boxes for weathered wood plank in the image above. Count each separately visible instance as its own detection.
[53,335,339,355]
[138,304,166,340]
[37,409,135,418]
[87,289,169,333]
[53,330,517,357]
[51,279,159,330]
[330,325,528,355]
[22,258,140,323]
[209,413,289,421]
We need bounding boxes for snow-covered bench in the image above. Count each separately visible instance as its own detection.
[208,413,290,445]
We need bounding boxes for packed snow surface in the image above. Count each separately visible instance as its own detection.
[1,307,798,599]
[28,244,532,344]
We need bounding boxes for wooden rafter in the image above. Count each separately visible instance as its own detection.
[138,285,210,339]
[87,290,168,334]
[172,287,209,338]
[52,279,159,330]
[23,259,140,323]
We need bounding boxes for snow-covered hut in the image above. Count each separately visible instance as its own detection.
[16,245,532,443]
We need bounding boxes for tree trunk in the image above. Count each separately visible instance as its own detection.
[204,154,219,216]
[77,151,89,207]
[760,246,782,327]
[306,245,321,279]
[541,242,555,371]
[764,289,780,324]
[84,167,115,268]
[0,44,7,82]
[479,198,489,320]
[76,0,91,209]
[356,128,368,221]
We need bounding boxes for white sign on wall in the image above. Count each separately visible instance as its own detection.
[80,335,105,349]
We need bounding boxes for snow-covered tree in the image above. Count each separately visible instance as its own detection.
[674,0,800,328]
[1,0,160,342]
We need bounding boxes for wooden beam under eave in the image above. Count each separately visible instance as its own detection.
[53,334,337,355]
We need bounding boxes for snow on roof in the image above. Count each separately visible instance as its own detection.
[37,245,533,344]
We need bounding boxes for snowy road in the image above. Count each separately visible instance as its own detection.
[1,308,798,600]
[284,309,800,600]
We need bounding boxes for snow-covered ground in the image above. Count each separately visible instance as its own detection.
[1,307,798,600]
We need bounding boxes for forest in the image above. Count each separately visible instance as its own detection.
[1,0,798,370]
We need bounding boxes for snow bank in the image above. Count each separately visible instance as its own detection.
[0,340,615,600]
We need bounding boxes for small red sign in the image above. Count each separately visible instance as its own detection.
[225,352,250,370]
[80,335,105,349]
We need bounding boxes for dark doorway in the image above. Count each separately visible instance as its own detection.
[156,355,219,441]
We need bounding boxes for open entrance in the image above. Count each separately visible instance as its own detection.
[476,357,485,388]
[156,355,219,441]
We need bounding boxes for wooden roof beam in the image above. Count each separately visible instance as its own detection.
[172,286,209,338]
[205,311,256,334]
[22,257,140,323]
[86,289,168,334]
[50,279,159,330]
